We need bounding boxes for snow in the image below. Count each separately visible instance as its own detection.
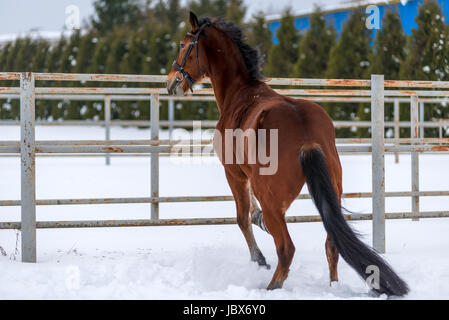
[0,125,449,299]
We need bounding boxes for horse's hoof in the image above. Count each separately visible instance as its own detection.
[259,262,271,270]
[267,281,282,291]
[267,280,283,290]
[329,280,339,288]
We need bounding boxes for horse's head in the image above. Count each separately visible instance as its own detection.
[167,12,210,96]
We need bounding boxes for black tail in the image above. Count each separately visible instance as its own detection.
[300,146,409,297]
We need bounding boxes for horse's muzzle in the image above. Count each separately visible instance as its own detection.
[166,78,185,96]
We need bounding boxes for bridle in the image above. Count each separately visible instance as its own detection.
[172,22,210,92]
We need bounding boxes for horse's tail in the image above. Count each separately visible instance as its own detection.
[299,144,409,297]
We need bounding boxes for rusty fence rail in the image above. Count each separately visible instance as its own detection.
[1,93,448,164]
[0,72,449,262]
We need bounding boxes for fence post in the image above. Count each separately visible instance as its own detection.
[411,95,420,221]
[105,95,111,165]
[371,75,385,253]
[150,94,160,220]
[20,72,36,263]
[168,99,174,139]
[419,101,424,138]
[394,99,400,164]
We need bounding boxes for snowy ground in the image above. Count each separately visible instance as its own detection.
[0,126,448,299]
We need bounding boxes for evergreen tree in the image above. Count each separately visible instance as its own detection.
[0,42,10,71]
[368,9,405,80]
[105,29,132,120]
[91,0,142,34]
[4,38,23,72]
[59,30,82,120]
[326,9,371,79]
[292,7,335,78]
[247,11,272,65]
[188,0,227,18]
[59,30,81,73]
[30,40,50,72]
[9,38,39,119]
[0,43,12,119]
[366,9,406,131]
[225,0,246,26]
[400,0,449,136]
[153,0,184,34]
[265,9,300,77]
[325,9,372,137]
[31,40,51,119]
[44,36,67,120]
[74,32,98,120]
[46,36,67,72]
[88,37,110,74]
[120,32,146,121]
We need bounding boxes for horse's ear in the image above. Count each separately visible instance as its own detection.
[189,11,199,31]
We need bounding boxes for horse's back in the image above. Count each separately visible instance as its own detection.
[251,95,342,198]
[256,96,336,151]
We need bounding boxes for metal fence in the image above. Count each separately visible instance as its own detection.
[0,72,449,263]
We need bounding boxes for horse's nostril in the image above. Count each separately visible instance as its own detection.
[166,80,172,95]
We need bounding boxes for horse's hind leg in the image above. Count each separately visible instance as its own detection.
[325,160,342,284]
[225,170,269,268]
[261,205,295,290]
[253,185,295,289]
[325,235,339,283]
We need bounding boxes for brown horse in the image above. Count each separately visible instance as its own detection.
[167,12,409,296]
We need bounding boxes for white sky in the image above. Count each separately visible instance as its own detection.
[0,0,348,35]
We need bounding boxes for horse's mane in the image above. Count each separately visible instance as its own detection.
[198,16,265,81]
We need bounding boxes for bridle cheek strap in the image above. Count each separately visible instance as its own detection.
[172,23,210,93]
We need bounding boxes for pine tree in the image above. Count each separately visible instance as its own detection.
[326,9,371,79]
[120,32,146,121]
[31,40,51,119]
[225,0,246,26]
[74,32,98,120]
[105,28,132,120]
[88,37,110,74]
[59,30,82,120]
[59,30,81,73]
[46,36,67,72]
[368,9,405,80]
[366,9,406,130]
[325,9,372,137]
[4,38,23,73]
[400,0,449,136]
[0,43,12,119]
[265,9,300,77]
[153,0,184,34]
[292,7,335,78]
[91,0,142,34]
[247,11,272,66]
[189,0,227,18]
[9,38,39,119]
[0,42,10,71]
[46,36,67,121]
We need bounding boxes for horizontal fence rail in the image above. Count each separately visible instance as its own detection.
[0,72,448,261]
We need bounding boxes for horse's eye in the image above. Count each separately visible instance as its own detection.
[180,43,185,49]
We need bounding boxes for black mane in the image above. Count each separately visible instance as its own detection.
[198,16,264,81]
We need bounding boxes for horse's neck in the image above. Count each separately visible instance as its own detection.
[210,75,245,112]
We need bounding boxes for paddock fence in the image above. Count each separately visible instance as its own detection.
[0,72,448,262]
